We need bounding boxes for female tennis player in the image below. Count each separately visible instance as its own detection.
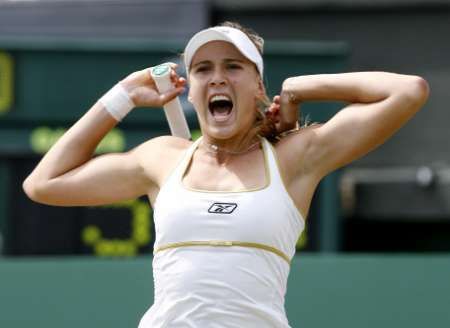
[23,22,429,327]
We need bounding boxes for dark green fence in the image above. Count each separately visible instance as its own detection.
[1,254,449,327]
[0,38,348,256]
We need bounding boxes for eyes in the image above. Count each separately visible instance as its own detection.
[193,63,243,74]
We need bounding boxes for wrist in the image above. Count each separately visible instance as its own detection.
[282,76,304,103]
[99,83,135,122]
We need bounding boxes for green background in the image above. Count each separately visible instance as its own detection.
[0,38,349,255]
[1,255,449,327]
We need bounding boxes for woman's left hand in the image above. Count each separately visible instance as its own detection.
[266,93,299,134]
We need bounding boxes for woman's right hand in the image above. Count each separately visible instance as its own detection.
[120,63,186,108]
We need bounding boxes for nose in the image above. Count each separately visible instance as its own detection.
[209,68,226,87]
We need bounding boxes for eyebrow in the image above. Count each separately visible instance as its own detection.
[191,58,246,68]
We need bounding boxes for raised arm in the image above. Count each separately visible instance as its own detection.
[278,72,429,179]
[23,65,186,206]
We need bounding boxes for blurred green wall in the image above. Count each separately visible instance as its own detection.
[0,39,348,255]
[1,254,449,327]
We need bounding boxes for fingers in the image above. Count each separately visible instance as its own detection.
[165,62,186,93]
[158,86,186,105]
[174,77,187,88]
[265,95,281,122]
[123,62,187,108]
[144,62,186,90]
[145,62,183,82]
[278,90,300,132]
[160,63,186,105]
[168,71,186,87]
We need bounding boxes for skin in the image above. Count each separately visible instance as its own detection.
[23,40,429,220]
[188,41,266,149]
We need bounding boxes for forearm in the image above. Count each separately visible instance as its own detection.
[282,71,426,104]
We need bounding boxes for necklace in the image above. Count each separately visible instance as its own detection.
[202,139,261,155]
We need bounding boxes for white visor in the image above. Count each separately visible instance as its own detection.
[184,26,264,77]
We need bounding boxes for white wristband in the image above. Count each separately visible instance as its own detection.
[99,83,135,121]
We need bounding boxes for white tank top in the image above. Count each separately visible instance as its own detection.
[138,137,305,328]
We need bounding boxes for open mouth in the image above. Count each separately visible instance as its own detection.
[208,95,234,122]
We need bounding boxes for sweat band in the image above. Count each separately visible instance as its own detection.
[184,26,264,77]
[99,83,135,122]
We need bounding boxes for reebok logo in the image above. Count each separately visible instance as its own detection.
[208,203,237,214]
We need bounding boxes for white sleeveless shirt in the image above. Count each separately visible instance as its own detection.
[138,137,305,328]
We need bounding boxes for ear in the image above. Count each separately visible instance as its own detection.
[254,78,267,104]
[257,78,266,96]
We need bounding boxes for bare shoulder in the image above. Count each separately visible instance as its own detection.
[271,124,326,218]
[135,135,192,154]
[273,124,324,180]
[133,135,193,186]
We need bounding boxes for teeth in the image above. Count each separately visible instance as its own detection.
[210,95,231,103]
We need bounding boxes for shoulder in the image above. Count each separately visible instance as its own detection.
[272,124,324,179]
[135,135,192,154]
[132,135,193,184]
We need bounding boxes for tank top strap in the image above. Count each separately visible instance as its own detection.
[166,137,202,183]
[261,138,305,224]
[261,138,287,190]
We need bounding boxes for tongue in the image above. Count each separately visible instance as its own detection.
[212,106,232,121]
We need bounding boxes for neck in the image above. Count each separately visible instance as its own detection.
[200,133,261,158]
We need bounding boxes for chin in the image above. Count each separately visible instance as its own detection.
[204,126,236,140]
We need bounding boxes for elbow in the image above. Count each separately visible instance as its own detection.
[22,176,38,202]
[402,75,430,108]
[22,176,48,204]
[411,75,430,102]
[23,176,70,206]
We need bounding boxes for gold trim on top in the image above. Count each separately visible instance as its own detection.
[180,137,271,193]
[154,240,291,265]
